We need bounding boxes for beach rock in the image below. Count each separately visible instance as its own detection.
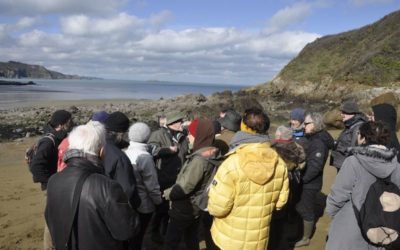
[370,92,399,108]
[324,109,343,129]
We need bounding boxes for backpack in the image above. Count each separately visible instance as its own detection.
[192,158,221,212]
[352,175,400,248]
[25,134,56,168]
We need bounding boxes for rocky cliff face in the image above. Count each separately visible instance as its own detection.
[0,61,80,79]
[253,10,400,103]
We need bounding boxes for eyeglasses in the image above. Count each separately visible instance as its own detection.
[304,122,313,126]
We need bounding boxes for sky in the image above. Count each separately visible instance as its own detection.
[0,0,399,85]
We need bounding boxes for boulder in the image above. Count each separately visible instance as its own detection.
[370,92,399,108]
[324,109,343,129]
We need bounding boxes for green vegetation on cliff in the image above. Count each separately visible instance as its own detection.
[279,10,400,86]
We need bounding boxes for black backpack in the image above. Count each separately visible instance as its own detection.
[25,134,55,168]
[352,175,400,248]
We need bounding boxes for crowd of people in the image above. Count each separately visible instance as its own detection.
[28,99,400,250]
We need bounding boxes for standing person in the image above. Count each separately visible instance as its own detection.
[45,121,140,250]
[268,125,306,250]
[147,112,189,243]
[103,111,141,209]
[290,108,308,147]
[371,103,400,151]
[214,109,241,155]
[163,118,219,250]
[125,122,162,250]
[326,121,400,250]
[208,108,289,250]
[30,109,73,250]
[330,100,367,171]
[57,111,109,172]
[295,112,334,247]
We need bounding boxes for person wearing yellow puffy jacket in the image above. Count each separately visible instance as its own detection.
[208,107,289,250]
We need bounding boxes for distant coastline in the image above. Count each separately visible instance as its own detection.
[0,80,36,86]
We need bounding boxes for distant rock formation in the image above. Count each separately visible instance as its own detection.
[0,61,98,80]
[0,80,36,86]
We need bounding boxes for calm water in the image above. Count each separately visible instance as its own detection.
[0,79,246,108]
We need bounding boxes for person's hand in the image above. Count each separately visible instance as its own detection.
[169,145,178,153]
[163,188,172,200]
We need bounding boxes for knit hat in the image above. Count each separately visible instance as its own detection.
[129,122,151,143]
[218,109,241,132]
[91,111,109,123]
[50,110,72,127]
[166,112,185,125]
[290,108,305,123]
[104,111,130,132]
[188,119,199,137]
[341,100,360,114]
[275,125,293,141]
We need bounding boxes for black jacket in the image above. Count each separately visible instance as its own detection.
[103,138,141,208]
[30,124,67,190]
[45,154,139,250]
[303,130,334,190]
[330,114,367,169]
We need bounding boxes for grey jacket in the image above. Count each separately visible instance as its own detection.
[125,142,162,214]
[326,145,400,250]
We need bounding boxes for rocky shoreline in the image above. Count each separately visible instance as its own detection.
[0,80,36,86]
[1,86,399,142]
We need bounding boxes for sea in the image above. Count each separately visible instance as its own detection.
[0,79,247,108]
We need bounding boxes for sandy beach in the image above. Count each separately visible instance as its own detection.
[0,126,343,250]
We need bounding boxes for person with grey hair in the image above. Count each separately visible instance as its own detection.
[125,122,162,250]
[45,121,140,250]
[295,112,334,247]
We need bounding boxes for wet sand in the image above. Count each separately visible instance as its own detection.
[0,131,342,250]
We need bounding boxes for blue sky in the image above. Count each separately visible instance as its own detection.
[0,0,399,85]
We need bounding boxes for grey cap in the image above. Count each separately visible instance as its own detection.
[165,112,185,125]
[340,100,360,114]
[218,110,241,132]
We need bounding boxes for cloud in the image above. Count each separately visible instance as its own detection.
[60,13,143,36]
[350,0,395,6]
[264,2,312,34]
[0,0,123,16]
[0,9,321,84]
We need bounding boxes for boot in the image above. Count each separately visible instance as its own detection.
[294,220,314,248]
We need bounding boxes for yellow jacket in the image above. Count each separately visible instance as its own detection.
[208,142,289,250]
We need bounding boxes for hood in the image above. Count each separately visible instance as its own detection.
[349,145,398,179]
[192,119,215,152]
[344,113,368,128]
[188,146,220,161]
[233,143,278,185]
[308,130,335,150]
[229,131,270,150]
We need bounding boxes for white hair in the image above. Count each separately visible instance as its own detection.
[68,121,106,155]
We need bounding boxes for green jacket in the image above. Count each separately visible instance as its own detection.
[165,147,220,220]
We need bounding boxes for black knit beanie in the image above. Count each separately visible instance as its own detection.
[105,111,130,132]
[50,110,72,127]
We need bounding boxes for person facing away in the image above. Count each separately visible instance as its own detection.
[45,121,140,250]
[214,109,241,155]
[330,100,367,171]
[268,125,306,250]
[147,112,189,243]
[125,122,162,250]
[326,121,400,250]
[208,107,289,250]
[371,103,400,152]
[57,111,109,172]
[162,118,219,250]
[29,109,73,250]
[294,112,334,247]
[103,111,141,208]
